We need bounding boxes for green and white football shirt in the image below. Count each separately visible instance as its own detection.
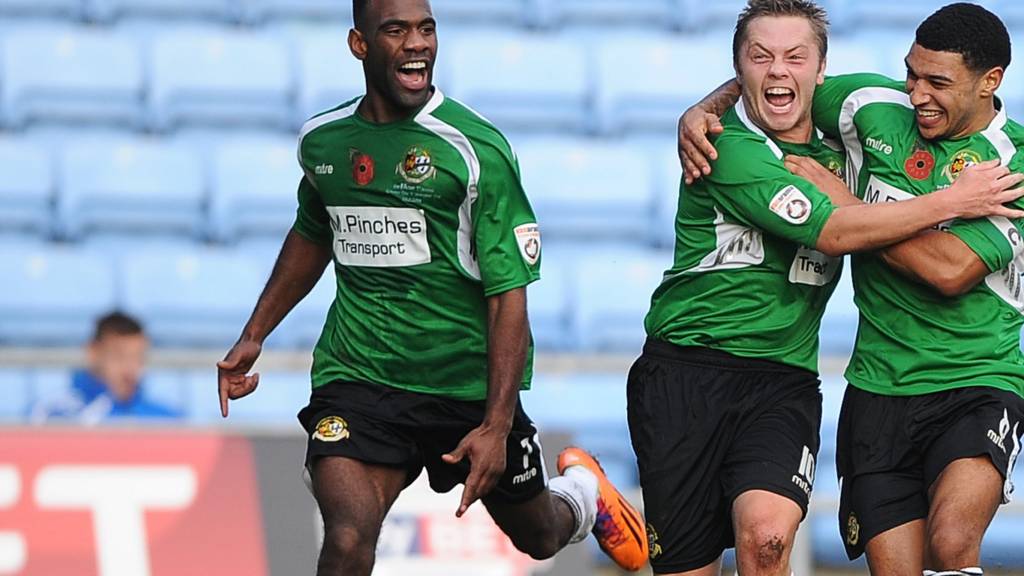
[645,99,844,373]
[292,90,541,401]
[813,73,1024,398]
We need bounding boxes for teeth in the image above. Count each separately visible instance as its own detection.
[400,61,427,71]
[766,87,793,96]
[918,110,941,118]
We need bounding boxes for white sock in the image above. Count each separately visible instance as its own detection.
[548,465,598,544]
[924,571,937,576]
[931,570,983,576]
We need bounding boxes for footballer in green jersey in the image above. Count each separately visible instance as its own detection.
[215,1,647,573]
[629,2,1022,575]
[677,3,1024,575]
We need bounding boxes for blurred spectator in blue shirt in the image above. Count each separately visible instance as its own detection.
[31,311,180,424]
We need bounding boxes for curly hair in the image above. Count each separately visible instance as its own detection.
[915,3,1010,72]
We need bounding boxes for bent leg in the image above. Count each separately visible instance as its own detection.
[925,456,1002,570]
[863,520,926,576]
[732,489,803,576]
[311,456,407,576]
[483,487,576,560]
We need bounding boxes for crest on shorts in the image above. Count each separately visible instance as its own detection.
[647,523,663,560]
[943,149,982,182]
[312,416,350,442]
[846,513,860,546]
[397,145,436,184]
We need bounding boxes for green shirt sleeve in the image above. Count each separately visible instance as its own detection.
[813,73,905,138]
[706,135,837,247]
[291,175,332,246]
[948,152,1024,272]
[471,138,541,296]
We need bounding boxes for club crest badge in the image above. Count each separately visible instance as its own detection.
[397,145,436,184]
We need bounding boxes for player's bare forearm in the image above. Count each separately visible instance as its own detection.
[482,287,529,435]
[816,161,1024,256]
[880,231,989,296]
[239,229,333,344]
[698,79,742,116]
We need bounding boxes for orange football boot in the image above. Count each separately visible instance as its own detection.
[557,447,648,571]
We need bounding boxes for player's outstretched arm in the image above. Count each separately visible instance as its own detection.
[879,231,990,296]
[677,79,740,183]
[217,229,332,417]
[442,287,529,517]
[814,160,1024,256]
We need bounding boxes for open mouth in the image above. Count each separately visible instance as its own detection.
[764,87,796,113]
[916,108,943,129]
[397,60,429,92]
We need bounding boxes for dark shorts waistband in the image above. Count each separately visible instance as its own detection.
[642,338,815,376]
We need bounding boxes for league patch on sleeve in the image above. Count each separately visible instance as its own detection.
[769,185,812,225]
[514,223,541,266]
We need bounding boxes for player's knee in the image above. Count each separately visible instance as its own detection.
[928,522,981,567]
[320,524,376,572]
[507,526,564,560]
[736,523,793,571]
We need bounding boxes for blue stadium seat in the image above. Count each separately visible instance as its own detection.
[26,369,73,422]
[448,34,590,133]
[0,246,116,345]
[524,372,634,486]
[676,0,746,30]
[431,0,529,26]
[595,36,734,134]
[827,37,885,76]
[88,0,234,22]
[1,28,143,128]
[827,0,955,31]
[120,247,267,346]
[516,139,657,242]
[208,137,302,242]
[185,370,310,424]
[819,263,857,357]
[0,0,82,19]
[527,249,573,350]
[143,371,187,415]
[57,137,204,240]
[573,250,670,352]
[292,30,365,126]
[0,369,31,421]
[149,30,293,131]
[984,515,1024,568]
[653,146,682,248]
[536,0,678,29]
[0,138,53,236]
[997,57,1024,119]
[270,266,336,348]
[239,0,349,24]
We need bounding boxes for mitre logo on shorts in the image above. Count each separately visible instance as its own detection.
[988,409,1013,453]
[312,416,350,442]
[327,206,431,267]
[769,186,812,225]
[513,223,541,265]
[790,445,815,497]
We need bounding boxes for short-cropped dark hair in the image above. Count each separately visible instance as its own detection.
[93,311,145,341]
[915,3,1011,73]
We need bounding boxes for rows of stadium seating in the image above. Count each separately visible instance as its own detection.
[5,0,1024,30]
[0,240,860,352]
[4,21,1024,136]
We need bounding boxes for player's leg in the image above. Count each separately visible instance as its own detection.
[835,386,930,576]
[311,456,406,576]
[723,368,821,576]
[627,342,746,575]
[863,520,926,576]
[921,388,1024,573]
[924,456,1001,570]
[732,490,803,576]
[477,422,647,568]
[297,381,425,576]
